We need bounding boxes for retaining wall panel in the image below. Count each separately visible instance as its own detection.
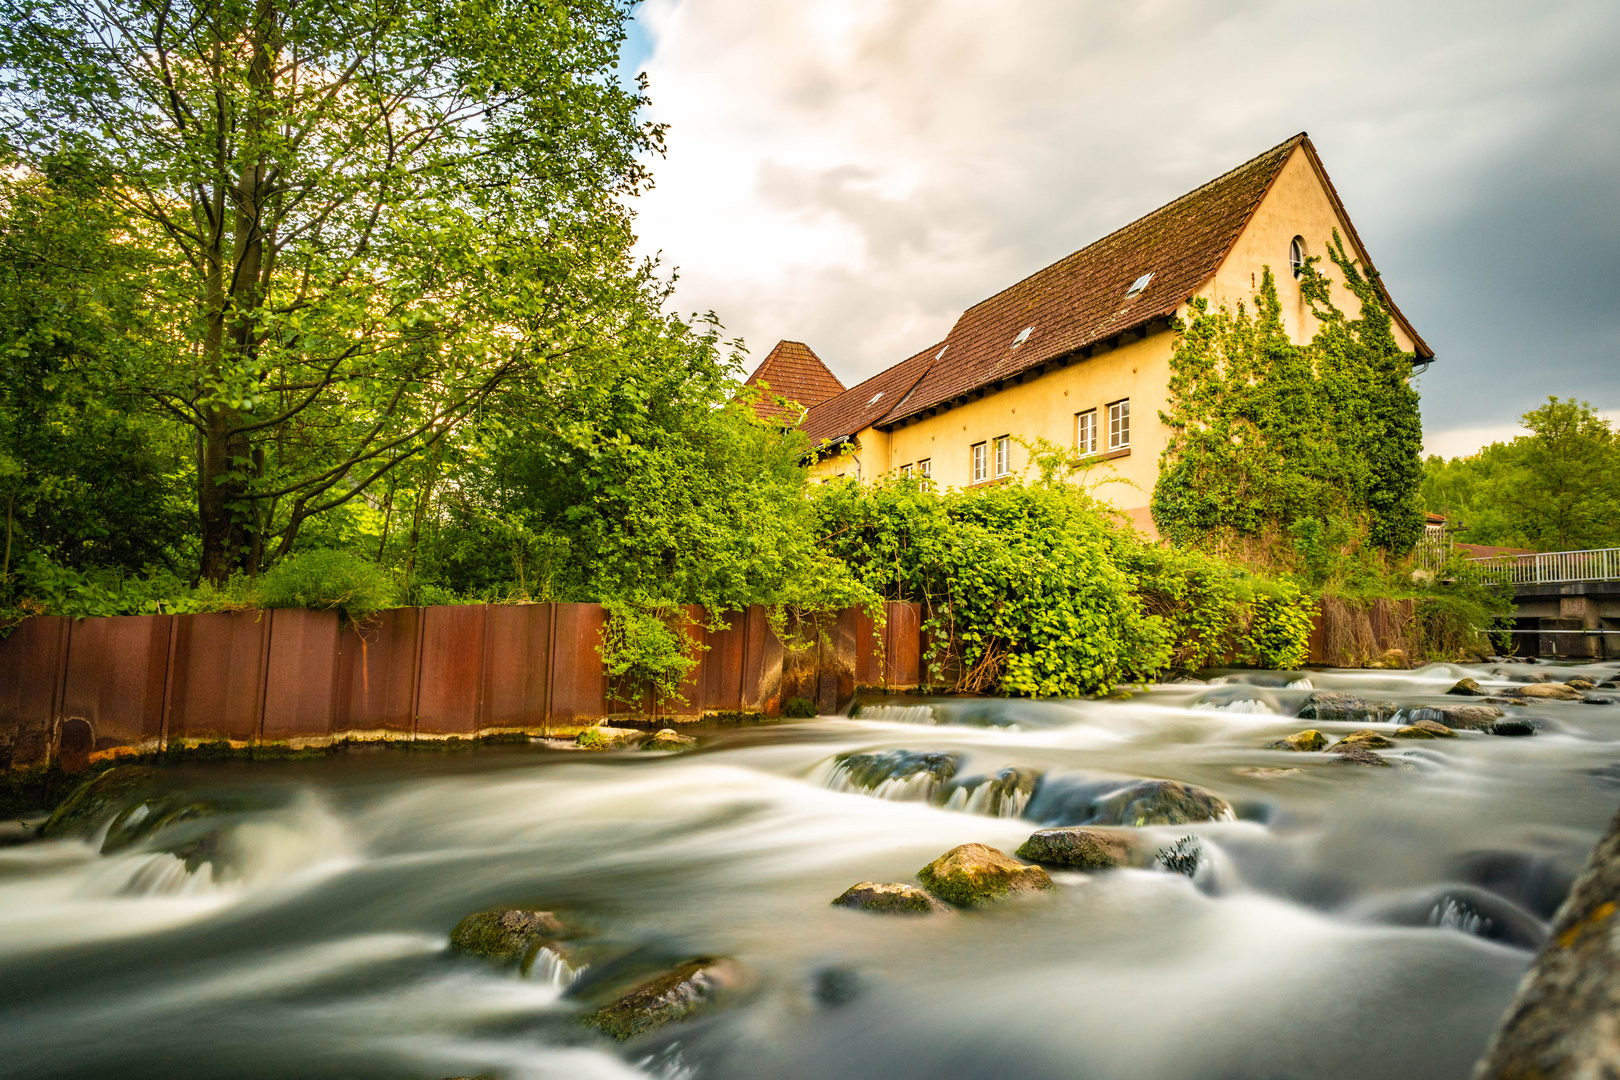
[669,605,705,719]
[741,606,779,715]
[416,605,487,736]
[855,608,881,687]
[701,609,746,712]
[480,604,553,731]
[60,614,171,749]
[0,616,69,766]
[549,603,607,726]
[261,609,339,742]
[336,607,422,735]
[167,611,270,743]
[885,602,922,689]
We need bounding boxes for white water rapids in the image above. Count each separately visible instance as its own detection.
[1,660,1617,1080]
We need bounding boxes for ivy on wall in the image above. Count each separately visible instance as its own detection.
[1150,233,1424,563]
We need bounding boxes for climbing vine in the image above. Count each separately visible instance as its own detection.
[1151,233,1425,565]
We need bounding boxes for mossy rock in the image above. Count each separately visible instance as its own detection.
[916,843,1052,907]
[39,765,163,841]
[1333,730,1394,750]
[1088,780,1232,827]
[1267,729,1327,752]
[643,729,697,752]
[1328,746,1391,767]
[832,750,959,794]
[831,881,948,914]
[1489,718,1538,737]
[576,725,647,751]
[1438,704,1506,730]
[1565,678,1596,691]
[449,909,566,965]
[1394,719,1457,739]
[1015,827,1133,870]
[1515,682,1583,701]
[581,957,744,1040]
[1447,678,1485,696]
[1298,692,1396,723]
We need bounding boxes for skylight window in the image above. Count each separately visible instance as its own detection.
[867,390,884,405]
[1126,272,1154,297]
[1011,326,1033,347]
[935,345,948,360]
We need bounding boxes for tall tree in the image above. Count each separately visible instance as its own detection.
[0,0,659,580]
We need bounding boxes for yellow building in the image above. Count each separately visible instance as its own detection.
[749,133,1433,536]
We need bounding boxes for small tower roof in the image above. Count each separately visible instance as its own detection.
[742,340,846,423]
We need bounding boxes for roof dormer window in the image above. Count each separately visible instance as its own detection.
[867,391,884,405]
[1126,272,1153,297]
[1290,237,1306,279]
[1011,326,1033,348]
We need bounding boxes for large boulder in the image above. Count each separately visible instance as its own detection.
[1015,827,1135,870]
[1395,719,1457,739]
[1472,803,1620,1078]
[1448,678,1487,696]
[1298,692,1397,723]
[1087,780,1232,827]
[1267,729,1328,752]
[917,843,1052,907]
[1436,704,1506,731]
[581,957,745,1040]
[831,882,948,914]
[827,750,959,799]
[1515,682,1584,702]
[449,909,566,966]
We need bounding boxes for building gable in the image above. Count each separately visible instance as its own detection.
[742,340,846,424]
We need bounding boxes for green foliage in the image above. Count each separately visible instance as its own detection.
[1152,235,1424,566]
[600,602,700,709]
[252,550,398,625]
[782,696,818,719]
[1240,582,1313,669]
[1423,398,1620,551]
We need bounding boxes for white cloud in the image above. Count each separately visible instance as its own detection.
[628,0,1620,426]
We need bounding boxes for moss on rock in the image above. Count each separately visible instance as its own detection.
[1394,719,1457,739]
[449,909,566,965]
[39,765,163,841]
[643,729,697,752]
[1267,729,1328,752]
[581,957,744,1040]
[1333,730,1395,750]
[576,725,647,751]
[1015,827,1133,869]
[831,881,948,914]
[1087,780,1232,827]
[916,843,1052,907]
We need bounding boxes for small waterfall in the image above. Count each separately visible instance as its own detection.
[1394,708,1447,725]
[109,852,219,897]
[940,767,1039,818]
[1286,678,1314,690]
[1192,699,1274,715]
[822,751,958,802]
[527,945,585,988]
[854,704,937,725]
[1429,897,1493,938]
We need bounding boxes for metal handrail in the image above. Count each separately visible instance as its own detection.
[1466,547,1620,586]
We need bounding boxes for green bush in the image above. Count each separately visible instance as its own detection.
[252,549,398,625]
[782,696,817,719]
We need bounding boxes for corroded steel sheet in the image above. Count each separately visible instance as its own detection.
[742,605,778,714]
[166,610,271,743]
[884,602,922,689]
[669,605,705,719]
[549,603,607,725]
[336,607,422,735]
[416,604,487,736]
[61,614,171,750]
[0,616,69,766]
[481,604,551,731]
[262,609,340,742]
[854,607,882,687]
[821,608,858,714]
[700,608,746,713]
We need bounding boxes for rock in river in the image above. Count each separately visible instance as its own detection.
[1395,719,1457,739]
[1489,718,1538,738]
[1015,827,1135,870]
[450,909,566,965]
[1334,730,1395,750]
[1088,780,1233,826]
[1514,682,1584,702]
[576,725,648,750]
[1435,704,1505,731]
[831,882,948,914]
[1298,692,1397,723]
[40,765,163,840]
[644,729,696,752]
[1328,746,1391,767]
[1268,729,1328,752]
[1448,678,1487,696]
[581,957,745,1040]
[917,843,1052,907]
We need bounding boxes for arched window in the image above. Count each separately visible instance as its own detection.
[1289,236,1306,279]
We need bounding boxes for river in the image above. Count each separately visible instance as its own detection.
[2,660,1618,1080]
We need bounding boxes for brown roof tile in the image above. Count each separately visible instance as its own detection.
[800,341,942,447]
[742,340,846,423]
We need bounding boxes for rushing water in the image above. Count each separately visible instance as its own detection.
[4,660,1620,1080]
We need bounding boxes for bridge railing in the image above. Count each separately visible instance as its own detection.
[1466,547,1620,586]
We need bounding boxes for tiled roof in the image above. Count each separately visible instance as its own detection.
[800,133,1430,446]
[800,341,942,447]
[883,134,1305,426]
[741,340,846,423]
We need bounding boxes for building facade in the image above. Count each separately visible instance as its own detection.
[748,134,1432,536]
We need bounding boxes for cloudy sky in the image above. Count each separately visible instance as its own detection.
[620,0,1620,457]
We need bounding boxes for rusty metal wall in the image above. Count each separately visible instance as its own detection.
[416,605,488,736]
[262,609,340,743]
[0,616,69,767]
[884,602,922,689]
[549,603,607,726]
[60,614,172,751]
[166,610,272,743]
[335,607,422,736]
[481,604,552,731]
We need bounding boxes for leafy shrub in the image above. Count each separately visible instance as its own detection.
[252,549,398,625]
[1239,582,1314,669]
[599,602,700,709]
[782,696,817,719]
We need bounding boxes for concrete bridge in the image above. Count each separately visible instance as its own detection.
[1468,548,1620,659]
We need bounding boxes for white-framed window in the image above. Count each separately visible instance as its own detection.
[971,441,987,483]
[1289,236,1306,279]
[993,435,1011,477]
[1076,409,1097,454]
[918,458,931,479]
[1107,399,1130,451]
[899,463,914,477]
